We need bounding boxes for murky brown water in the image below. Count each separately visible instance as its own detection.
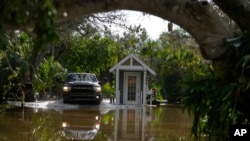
[0,104,193,141]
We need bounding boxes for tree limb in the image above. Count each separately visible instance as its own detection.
[213,0,250,33]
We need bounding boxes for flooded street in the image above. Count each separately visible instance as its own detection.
[0,101,193,141]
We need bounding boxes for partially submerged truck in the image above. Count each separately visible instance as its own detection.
[62,73,102,104]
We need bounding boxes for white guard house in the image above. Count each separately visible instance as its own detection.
[109,54,156,105]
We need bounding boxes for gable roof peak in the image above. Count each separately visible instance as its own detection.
[109,54,156,75]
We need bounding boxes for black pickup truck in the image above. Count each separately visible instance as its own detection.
[62,73,102,104]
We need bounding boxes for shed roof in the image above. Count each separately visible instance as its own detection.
[109,54,156,75]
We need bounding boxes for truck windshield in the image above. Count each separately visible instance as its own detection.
[66,74,98,82]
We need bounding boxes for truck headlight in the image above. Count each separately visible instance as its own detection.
[63,86,71,92]
[62,122,68,128]
[95,123,100,129]
[94,86,101,93]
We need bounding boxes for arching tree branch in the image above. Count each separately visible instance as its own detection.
[213,0,250,33]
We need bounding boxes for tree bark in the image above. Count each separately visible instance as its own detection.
[213,0,250,33]
[212,0,250,121]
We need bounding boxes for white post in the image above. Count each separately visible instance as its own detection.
[115,69,120,104]
[143,71,147,106]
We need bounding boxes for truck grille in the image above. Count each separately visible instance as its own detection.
[71,85,94,93]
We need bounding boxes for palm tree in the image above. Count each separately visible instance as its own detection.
[140,39,159,68]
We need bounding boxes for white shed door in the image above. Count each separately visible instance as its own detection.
[124,72,141,105]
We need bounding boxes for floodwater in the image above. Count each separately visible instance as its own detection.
[0,101,193,141]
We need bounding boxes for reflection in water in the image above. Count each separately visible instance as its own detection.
[61,108,101,140]
[113,107,193,141]
[0,105,193,141]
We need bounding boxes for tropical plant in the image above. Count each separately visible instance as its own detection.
[154,28,205,102]
[140,39,160,69]
[0,32,32,103]
[102,82,115,103]
[115,25,149,54]
[32,57,65,98]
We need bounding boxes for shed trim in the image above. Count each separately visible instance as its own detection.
[109,54,156,75]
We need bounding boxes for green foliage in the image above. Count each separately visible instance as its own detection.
[0,25,7,50]
[157,45,205,102]
[115,25,149,54]
[102,82,115,97]
[1,0,30,25]
[180,43,243,140]
[150,84,163,101]
[0,0,60,103]
[139,29,206,103]
[1,0,58,50]
[32,57,65,93]
[58,35,117,75]
[182,66,247,140]
[0,105,5,113]
[0,30,63,100]
[180,35,250,140]
[0,32,32,97]
[1,0,59,82]
[101,110,115,125]
[31,112,62,141]
[139,39,160,69]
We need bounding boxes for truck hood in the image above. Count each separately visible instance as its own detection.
[66,81,99,86]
